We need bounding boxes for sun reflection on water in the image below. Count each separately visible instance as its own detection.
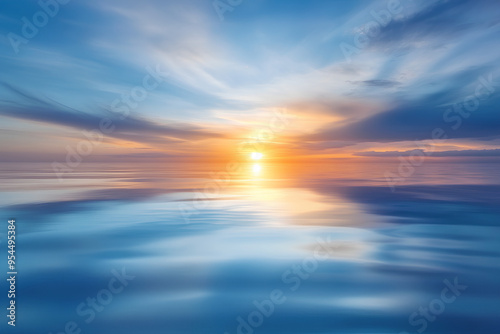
[252,163,261,175]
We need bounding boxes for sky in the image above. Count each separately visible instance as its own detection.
[1,0,500,163]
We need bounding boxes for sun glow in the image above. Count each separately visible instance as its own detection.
[251,152,263,160]
[252,163,261,174]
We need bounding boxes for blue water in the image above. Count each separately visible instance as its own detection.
[0,161,499,334]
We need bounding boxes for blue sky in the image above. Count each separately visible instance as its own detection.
[1,0,500,161]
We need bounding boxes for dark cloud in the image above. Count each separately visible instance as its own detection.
[0,84,221,145]
[306,67,500,144]
[355,149,500,157]
[302,140,357,151]
[349,79,400,87]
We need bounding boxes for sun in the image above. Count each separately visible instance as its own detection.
[251,152,263,160]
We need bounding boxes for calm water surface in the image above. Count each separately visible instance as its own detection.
[0,161,499,334]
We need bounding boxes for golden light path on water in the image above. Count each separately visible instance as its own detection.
[252,163,261,175]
